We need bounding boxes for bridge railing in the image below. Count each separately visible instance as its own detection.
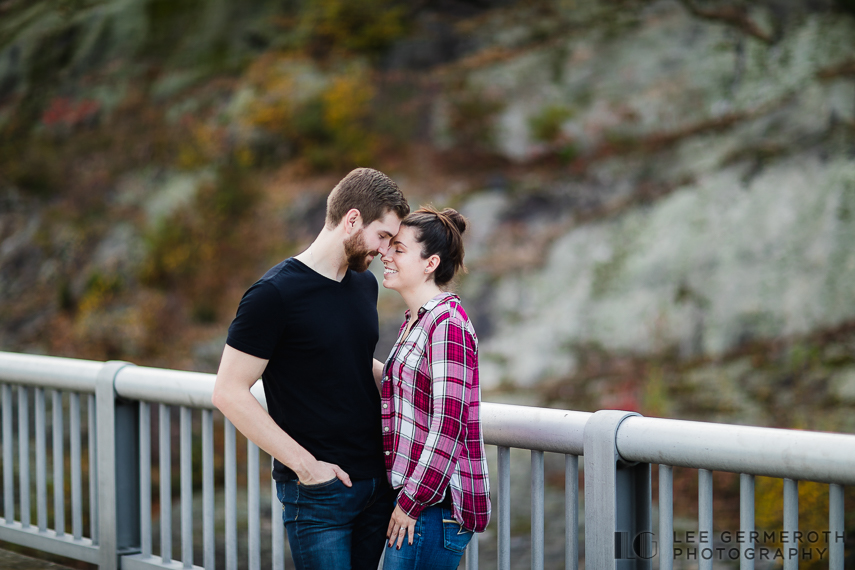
[0,351,852,569]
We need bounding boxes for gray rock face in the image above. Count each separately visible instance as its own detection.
[831,367,855,403]
[457,2,855,161]
[450,1,855,388]
[477,156,855,387]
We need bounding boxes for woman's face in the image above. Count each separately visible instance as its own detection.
[381,225,429,293]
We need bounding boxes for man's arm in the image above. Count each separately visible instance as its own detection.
[212,344,351,486]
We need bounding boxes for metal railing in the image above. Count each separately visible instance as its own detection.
[0,351,852,569]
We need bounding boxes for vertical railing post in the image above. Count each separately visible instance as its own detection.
[584,410,652,570]
[2,383,14,524]
[740,473,754,570]
[565,455,579,570]
[96,362,141,570]
[829,483,844,570]
[88,393,99,544]
[531,450,544,570]
[140,401,151,558]
[783,479,798,570]
[698,469,714,570]
[18,386,30,529]
[203,409,215,570]
[496,446,511,570]
[659,465,673,570]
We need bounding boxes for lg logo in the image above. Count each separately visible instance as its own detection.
[615,531,658,560]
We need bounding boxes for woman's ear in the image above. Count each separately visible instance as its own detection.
[424,254,440,275]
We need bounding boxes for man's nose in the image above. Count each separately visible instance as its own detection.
[377,239,390,256]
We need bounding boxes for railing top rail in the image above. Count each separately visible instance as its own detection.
[617,415,855,485]
[0,352,270,410]
[115,365,216,408]
[481,402,590,454]
[0,351,101,393]
[4,351,855,485]
[114,364,268,411]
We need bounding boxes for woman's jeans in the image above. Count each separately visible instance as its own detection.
[277,476,393,570]
[382,505,474,570]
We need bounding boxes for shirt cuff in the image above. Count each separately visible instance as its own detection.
[397,490,427,520]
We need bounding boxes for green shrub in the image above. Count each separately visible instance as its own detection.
[242,56,378,170]
[295,0,408,57]
[529,105,574,143]
[0,141,63,199]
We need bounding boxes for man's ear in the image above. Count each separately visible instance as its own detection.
[344,209,362,234]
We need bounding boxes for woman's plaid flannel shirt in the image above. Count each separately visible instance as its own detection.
[381,292,491,533]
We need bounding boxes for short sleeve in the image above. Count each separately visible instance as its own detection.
[226,280,286,359]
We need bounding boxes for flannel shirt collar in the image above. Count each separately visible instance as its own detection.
[403,291,460,322]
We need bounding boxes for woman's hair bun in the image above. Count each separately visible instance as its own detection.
[439,208,467,236]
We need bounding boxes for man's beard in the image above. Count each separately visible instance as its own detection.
[343,229,377,272]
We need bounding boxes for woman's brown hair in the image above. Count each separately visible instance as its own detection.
[402,206,468,287]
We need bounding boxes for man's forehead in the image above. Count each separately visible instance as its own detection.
[370,211,403,234]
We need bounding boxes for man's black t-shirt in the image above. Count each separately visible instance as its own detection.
[226,258,385,482]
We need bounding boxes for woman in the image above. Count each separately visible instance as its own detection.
[379,206,491,570]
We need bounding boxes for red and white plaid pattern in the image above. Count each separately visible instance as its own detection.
[381,292,491,532]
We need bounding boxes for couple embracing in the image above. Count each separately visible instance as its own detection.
[212,168,491,570]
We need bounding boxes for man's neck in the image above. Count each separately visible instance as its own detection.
[295,228,349,282]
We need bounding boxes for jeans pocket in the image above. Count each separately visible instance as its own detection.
[298,477,339,490]
[441,515,473,553]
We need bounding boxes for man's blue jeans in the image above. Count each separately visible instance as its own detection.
[277,476,394,570]
[382,505,474,570]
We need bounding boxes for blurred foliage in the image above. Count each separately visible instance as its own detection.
[318,69,378,165]
[78,271,124,315]
[444,86,505,153]
[143,0,205,59]
[0,0,419,364]
[0,140,65,199]
[72,288,179,360]
[754,477,855,569]
[177,121,228,170]
[139,164,260,323]
[833,0,855,15]
[529,104,574,143]
[641,364,669,416]
[557,142,579,164]
[293,0,409,58]
[241,54,377,170]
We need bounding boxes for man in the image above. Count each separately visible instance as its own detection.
[212,167,409,570]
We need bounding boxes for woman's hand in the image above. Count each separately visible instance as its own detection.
[386,504,417,549]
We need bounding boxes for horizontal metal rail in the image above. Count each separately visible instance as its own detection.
[0,352,591,450]
[480,403,590,453]
[617,416,855,485]
[0,352,101,392]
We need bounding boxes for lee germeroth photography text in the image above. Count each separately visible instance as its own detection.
[615,530,847,561]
